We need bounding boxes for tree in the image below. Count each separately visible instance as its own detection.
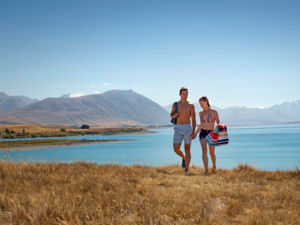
[81,124,90,129]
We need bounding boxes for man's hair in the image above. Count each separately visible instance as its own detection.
[179,87,188,95]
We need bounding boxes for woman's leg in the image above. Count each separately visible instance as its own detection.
[209,145,216,172]
[200,139,209,173]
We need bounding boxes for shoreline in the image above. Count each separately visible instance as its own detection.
[147,123,300,129]
[0,124,152,139]
[0,139,134,152]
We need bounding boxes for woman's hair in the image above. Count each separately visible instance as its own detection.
[199,96,210,107]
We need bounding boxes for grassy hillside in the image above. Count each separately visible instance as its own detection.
[0,161,299,224]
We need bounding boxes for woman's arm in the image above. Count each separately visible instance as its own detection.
[193,112,203,138]
[214,110,220,124]
[194,124,203,136]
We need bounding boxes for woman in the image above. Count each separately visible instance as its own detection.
[193,96,220,175]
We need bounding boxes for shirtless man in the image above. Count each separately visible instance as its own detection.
[170,87,196,174]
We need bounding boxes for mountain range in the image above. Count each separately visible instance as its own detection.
[0,90,169,126]
[0,92,38,113]
[165,100,300,125]
[0,90,299,126]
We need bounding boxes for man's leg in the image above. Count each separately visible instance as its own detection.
[184,144,191,171]
[200,139,209,173]
[209,145,216,172]
[173,143,185,159]
[173,127,185,161]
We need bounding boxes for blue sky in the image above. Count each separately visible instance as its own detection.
[0,0,299,108]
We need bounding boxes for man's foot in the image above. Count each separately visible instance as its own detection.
[203,171,209,176]
[212,167,217,173]
[185,169,190,175]
[182,159,186,168]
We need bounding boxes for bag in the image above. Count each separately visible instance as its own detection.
[170,102,178,125]
[205,123,229,146]
[217,124,229,146]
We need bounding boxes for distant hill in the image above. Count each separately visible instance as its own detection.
[0,90,169,126]
[0,92,38,113]
[164,102,221,115]
[164,100,300,125]
[60,94,71,98]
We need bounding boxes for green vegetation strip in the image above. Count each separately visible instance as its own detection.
[0,139,117,148]
[0,127,150,139]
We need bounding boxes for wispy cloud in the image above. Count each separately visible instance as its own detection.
[69,92,85,98]
[68,83,108,97]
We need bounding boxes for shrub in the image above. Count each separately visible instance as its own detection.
[60,128,66,132]
[81,124,90,129]
[2,134,15,139]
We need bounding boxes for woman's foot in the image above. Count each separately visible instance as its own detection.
[203,171,209,176]
[212,167,217,173]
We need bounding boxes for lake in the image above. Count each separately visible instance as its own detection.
[1,124,300,171]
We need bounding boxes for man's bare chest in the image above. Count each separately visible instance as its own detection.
[178,104,190,114]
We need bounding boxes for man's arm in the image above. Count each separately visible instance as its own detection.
[170,103,175,118]
[190,104,196,133]
[170,103,180,119]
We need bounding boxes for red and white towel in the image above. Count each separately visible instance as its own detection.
[205,123,229,146]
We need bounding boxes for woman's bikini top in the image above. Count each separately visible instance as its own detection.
[201,108,214,123]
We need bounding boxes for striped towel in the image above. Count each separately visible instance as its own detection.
[205,123,229,146]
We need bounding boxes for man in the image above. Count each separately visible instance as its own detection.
[170,87,196,174]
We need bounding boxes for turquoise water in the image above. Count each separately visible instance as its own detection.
[0,125,300,171]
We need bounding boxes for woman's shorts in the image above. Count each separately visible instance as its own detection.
[199,129,212,140]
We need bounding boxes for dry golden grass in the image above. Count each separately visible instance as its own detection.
[0,161,299,225]
[0,124,149,139]
[0,124,148,133]
[0,124,61,133]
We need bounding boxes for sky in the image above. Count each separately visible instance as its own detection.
[0,0,299,108]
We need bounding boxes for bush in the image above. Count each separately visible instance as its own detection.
[2,134,15,139]
[4,128,15,134]
[60,128,66,132]
[81,124,90,129]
